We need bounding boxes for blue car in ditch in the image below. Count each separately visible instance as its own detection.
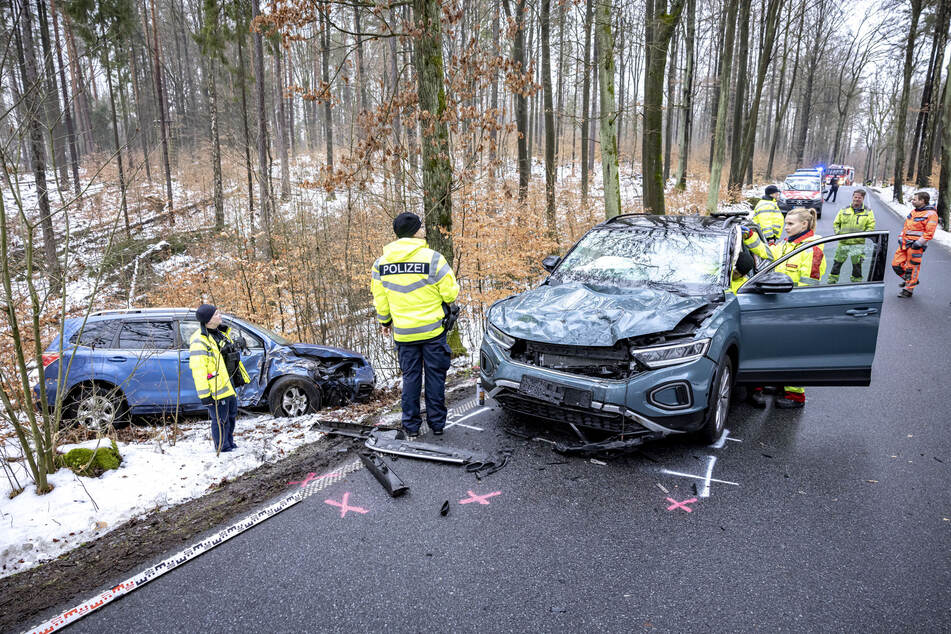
[480,213,888,444]
[37,308,375,429]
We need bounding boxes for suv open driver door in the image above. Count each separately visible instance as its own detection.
[735,231,888,386]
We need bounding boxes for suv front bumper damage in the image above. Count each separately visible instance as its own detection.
[480,337,713,435]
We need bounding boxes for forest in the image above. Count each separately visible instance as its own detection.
[1,0,950,490]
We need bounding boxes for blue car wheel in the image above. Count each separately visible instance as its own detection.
[268,376,322,418]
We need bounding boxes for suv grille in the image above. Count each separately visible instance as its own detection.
[511,340,636,380]
[495,390,650,434]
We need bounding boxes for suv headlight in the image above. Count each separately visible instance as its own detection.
[632,338,710,369]
[486,323,516,349]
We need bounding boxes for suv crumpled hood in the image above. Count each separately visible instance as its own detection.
[288,343,364,362]
[490,283,712,347]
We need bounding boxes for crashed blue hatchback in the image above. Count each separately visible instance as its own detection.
[37,308,375,429]
[480,214,888,444]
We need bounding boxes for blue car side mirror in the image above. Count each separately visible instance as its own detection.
[542,255,561,273]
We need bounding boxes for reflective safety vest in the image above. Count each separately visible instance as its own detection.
[751,198,784,244]
[742,226,772,261]
[729,274,748,294]
[371,238,460,343]
[189,325,251,402]
[898,204,939,248]
[772,231,826,286]
[832,205,876,245]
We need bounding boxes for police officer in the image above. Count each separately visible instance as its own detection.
[751,185,784,245]
[371,213,460,438]
[189,304,251,452]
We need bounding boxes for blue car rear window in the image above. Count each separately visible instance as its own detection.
[69,320,120,348]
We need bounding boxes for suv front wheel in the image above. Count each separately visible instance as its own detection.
[268,376,322,418]
[699,355,733,444]
[69,384,128,431]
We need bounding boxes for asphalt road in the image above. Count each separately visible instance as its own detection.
[32,186,951,633]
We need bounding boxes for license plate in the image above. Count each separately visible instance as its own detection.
[518,375,592,408]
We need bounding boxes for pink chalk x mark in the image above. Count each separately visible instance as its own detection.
[666,497,697,513]
[324,492,369,518]
[288,472,340,488]
[459,490,501,505]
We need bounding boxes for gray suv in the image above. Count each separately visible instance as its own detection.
[480,214,887,443]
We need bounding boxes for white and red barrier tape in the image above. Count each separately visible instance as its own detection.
[26,459,363,634]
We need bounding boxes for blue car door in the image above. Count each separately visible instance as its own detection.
[112,320,179,410]
[179,319,266,407]
[736,231,887,386]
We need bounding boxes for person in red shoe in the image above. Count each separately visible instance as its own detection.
[772,208,826,409]
[893,191,939,298]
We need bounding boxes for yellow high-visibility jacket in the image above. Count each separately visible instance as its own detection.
[751,198,784,244]
[742,226,773,261]
[189,325,250,402]
[772,231,826,286]
[371,238,460,343]
[832,205,876,244]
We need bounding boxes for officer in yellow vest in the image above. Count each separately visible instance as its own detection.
[751,185,785,245]
[189,304,251,452]
[371,213,460,437]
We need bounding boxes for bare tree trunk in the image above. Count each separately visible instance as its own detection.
[15,0,60,287]
[597,0,620,218]
[412,0,454,264]
[129,43,152,183]
[35,0,68,189]
[488,0,499,179]
[149,0,174,220]
[643,0,687,215]
[893,0,922,203]
[252,0,273,257]
[62,12,94,153]
[502,0,529,201]
[236,26,255,223]
[105,61,131,237]
[916,0,949,187]
[275,46,290,200]
[938,53,951,229]
[541,0,557,236]
[674,0,695,190]
[705,0,738,213]
[663,28,678,183]
[49,0,81,193]
[580,0,593,203]
[766,7,801,179]
[727,0,752,191]
[320,3,334,174]
[354,5,367,114]
[735,0,783,186]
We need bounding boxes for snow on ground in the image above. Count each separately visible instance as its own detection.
[868,184,951,252]
[0,408,353,579]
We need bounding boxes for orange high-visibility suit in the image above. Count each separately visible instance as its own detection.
[892,204,939,292]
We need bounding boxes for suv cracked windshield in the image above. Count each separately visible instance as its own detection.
[552,228,728,294]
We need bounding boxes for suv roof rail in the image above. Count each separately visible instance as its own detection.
[90,307,193,316]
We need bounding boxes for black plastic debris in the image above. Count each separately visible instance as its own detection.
[358,451,409,497]
[440,500,450,516]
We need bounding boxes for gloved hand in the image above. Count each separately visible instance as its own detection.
[201,397,214,406]
[912,239,926,249]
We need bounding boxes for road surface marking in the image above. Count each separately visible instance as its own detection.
[699,456,716,498]
[459,490,501,505]
[324,492,369,518]
[666,497,698,512]
[445,406,489,430]
[709,429,732,449]
[288,471,339,488]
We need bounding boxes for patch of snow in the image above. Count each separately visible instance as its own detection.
[867,185,951,252]
[0,408,370,579]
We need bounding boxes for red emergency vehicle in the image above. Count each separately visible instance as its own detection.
[825,165,855,186]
